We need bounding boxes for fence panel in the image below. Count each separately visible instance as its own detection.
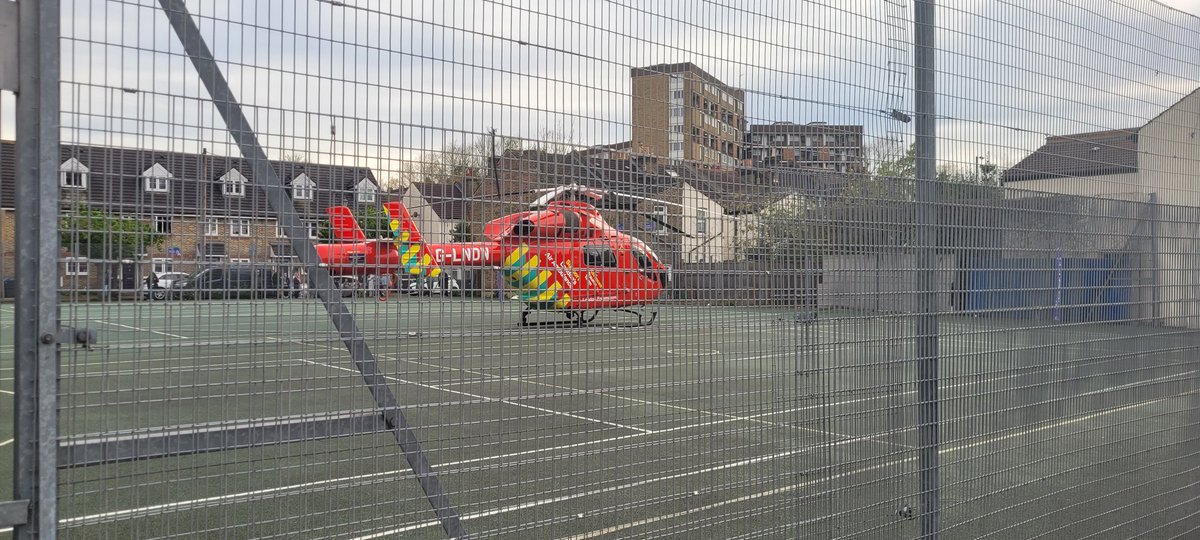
[2,0,1199,538]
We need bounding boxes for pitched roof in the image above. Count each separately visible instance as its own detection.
[668,163,855,214]
[0,140,382,215]
[496,150,678,205]
[1002,128,1140,182]
[491,149,856,215]
[411,181,467,221]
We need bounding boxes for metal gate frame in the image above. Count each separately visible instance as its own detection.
[3,1,470,537]
[3,1,949,537]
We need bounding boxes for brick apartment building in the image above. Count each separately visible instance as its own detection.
[0,140,384,294]
[631,62,746,167]
[747,122,866,173]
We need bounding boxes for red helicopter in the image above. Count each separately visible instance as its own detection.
[314,190,669,326]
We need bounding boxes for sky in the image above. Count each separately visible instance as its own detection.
[2,0,1199,185]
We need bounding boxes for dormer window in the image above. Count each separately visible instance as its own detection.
[143,163,172,193]
[355,178,377,203]
[291,173,315,200]
[60,158,89,189]
[220,168,247,197]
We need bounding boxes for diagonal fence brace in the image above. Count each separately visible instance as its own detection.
[155,1,467,537]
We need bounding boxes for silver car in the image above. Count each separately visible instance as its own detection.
[142,272,190,300]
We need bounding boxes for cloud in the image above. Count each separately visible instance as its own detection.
[3,0,1199,178]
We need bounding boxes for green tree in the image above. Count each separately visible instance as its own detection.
[450,221,473,242]
[60,206,167,260]
[746,196,824,261]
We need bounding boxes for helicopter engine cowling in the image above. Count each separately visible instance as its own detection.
[512,208,584,239]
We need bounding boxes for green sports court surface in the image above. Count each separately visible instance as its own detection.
[1,298,1198,538]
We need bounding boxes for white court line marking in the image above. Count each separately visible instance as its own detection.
[94,320,188,339]
[359,391,1198,540]
[304,335,901,448]
[0,438,12,447]
[0,389,12,395]
[52,335,1198,527]
[64,364,1168,529]
[291,356,654,435]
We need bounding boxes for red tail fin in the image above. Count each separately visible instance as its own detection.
[325,206,367,242]
[384,201,423,243]
[384,201,441,277]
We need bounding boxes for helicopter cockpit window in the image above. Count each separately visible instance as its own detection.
[631,248,652,270]
[631,247,662,283]
[583,244,619,267]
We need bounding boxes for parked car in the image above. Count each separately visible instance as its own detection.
[142,271,190,300]
[169,267,287,300]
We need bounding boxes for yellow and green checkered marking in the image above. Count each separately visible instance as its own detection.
[502,244,570,309]
[389,218,441,277]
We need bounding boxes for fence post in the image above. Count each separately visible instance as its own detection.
[913,0,941,538]
[12,0,62,537]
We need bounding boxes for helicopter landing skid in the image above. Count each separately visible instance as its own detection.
[519,308,657,328]
[615,308,658,327]
[520,309,596,328]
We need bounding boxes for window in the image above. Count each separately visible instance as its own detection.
[229,219,251,237]
[583,244,618,268]
[143,163,172,193]
[356,178,377,203]
[651,205,667,236]
[669,107,684,118]
[151,258,174,274]
[204,220,219,236]
[291,173,315,200]
[220,169,247,197]
[154,215,172,234]
[308,221,319,239]
[229,258,251,265]
[201,243,227,262]
[696,208,708,236]
[631,248,653,270]
[59,158,89,189]
[64,257,88,276]
[145,176,169,192]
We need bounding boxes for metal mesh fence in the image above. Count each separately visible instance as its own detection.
[3,0,1200,538]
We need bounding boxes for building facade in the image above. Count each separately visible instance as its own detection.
[1003,87,1200,328]
[0,141,383,294]
[747,122,865,173]
[631,63,746,167]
